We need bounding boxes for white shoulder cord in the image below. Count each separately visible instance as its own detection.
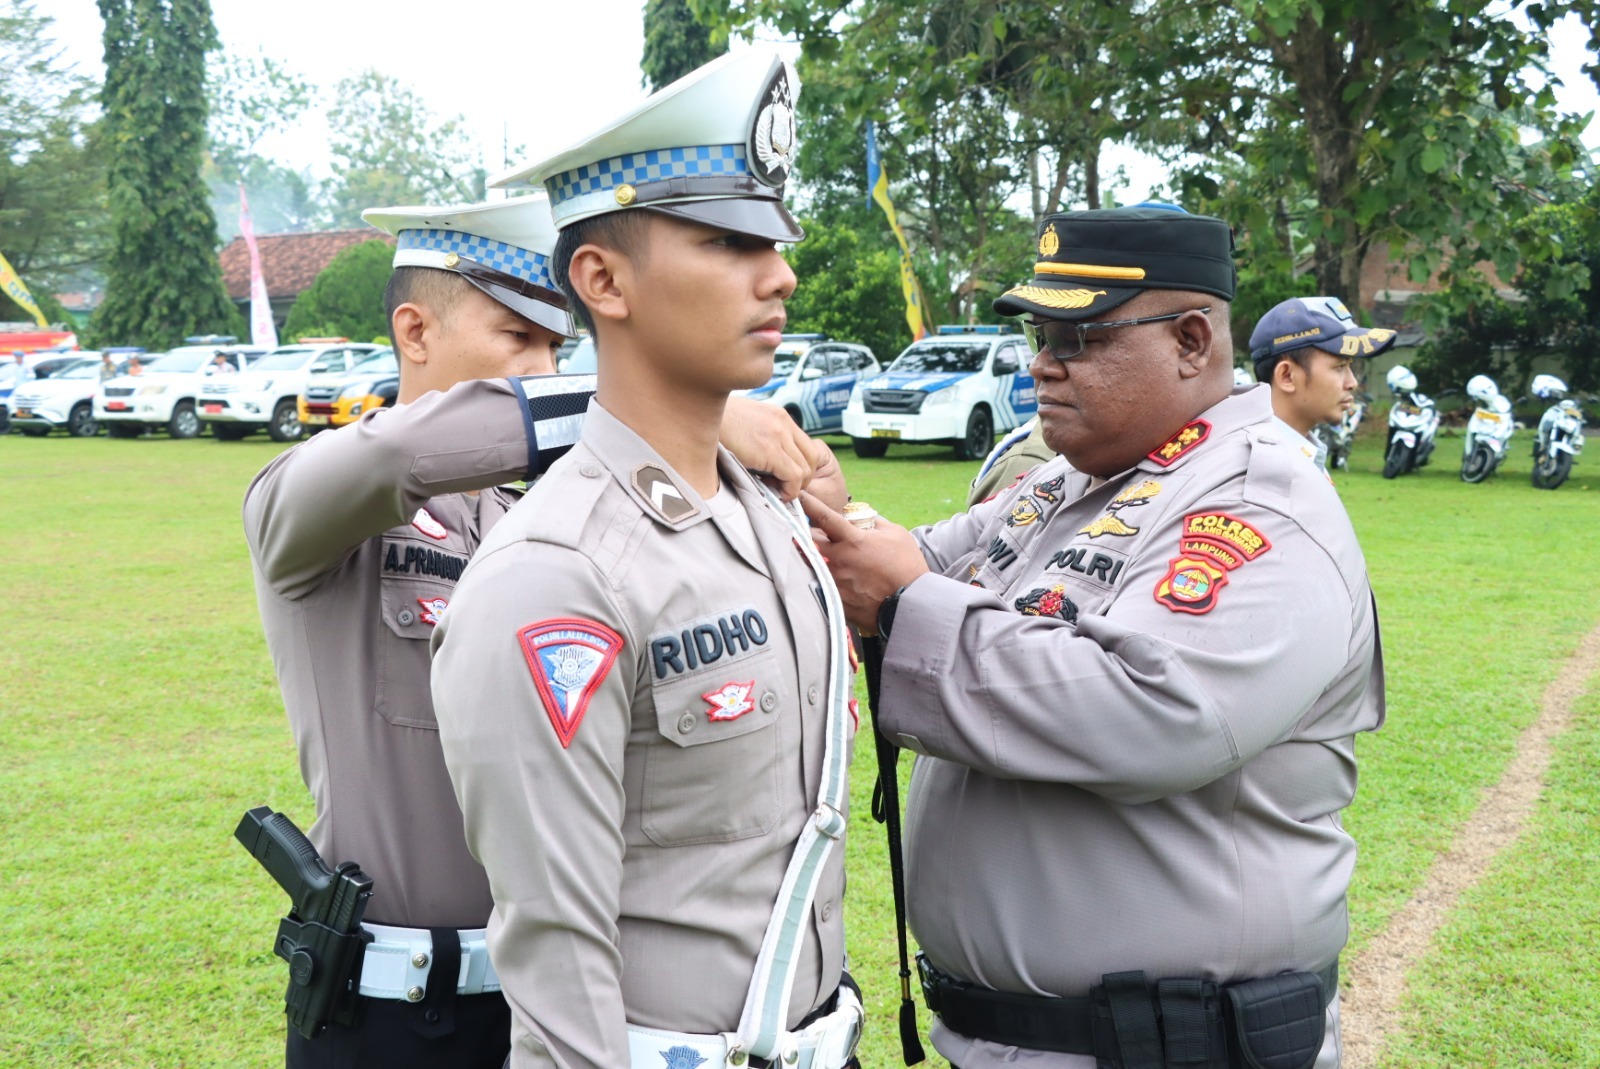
[726,489,855,1064]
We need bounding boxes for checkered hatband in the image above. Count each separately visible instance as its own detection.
[547,144,749,209]
[395,229,555,291]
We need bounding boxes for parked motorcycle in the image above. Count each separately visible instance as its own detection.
[1382,365,1439,479]
[1530,374,1587,490]
[1459,374,1515,483]
[1315,391,1372,472]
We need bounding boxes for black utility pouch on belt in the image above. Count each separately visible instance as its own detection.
[1224,972,1325,1069]
[1089,969,1325,1069]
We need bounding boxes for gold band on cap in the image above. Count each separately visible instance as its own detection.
[1034,262,1147,280]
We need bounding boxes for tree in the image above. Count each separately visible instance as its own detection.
[642,0,727,91]
[1173,0,1590,314]
[322,70,484,228]
[281,239,394,343]
[205,49,321,240]
[0,0,110,314]
[783,217,913,361]
[93,0,242,349]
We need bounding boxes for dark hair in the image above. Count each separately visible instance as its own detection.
[1256,344,1317,383]
[551,211,652,335]
[383,266,474,333]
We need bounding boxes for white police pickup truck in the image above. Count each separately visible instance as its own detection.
[199,340,382,442]
[737,334,880,435]
[95,341,267,438]
[842,325,1037,459]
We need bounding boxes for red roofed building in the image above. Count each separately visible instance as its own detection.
[218,229,394,328]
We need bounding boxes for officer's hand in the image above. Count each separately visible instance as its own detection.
[722,396,818,501]
[801,491,929,634]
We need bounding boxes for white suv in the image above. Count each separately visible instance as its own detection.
[198,341,381,442]
[95,344,267,439]
[737,334,880,435]
[841,325,1038,459]
[10,352,142,436]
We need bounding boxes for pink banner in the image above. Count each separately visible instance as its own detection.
[239,185,278,349]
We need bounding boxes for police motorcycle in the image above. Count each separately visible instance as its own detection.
[1316,390,1372,472]
[1529,373,1588,490]
[1382,365,1440,479]
[1459,373,1515,483]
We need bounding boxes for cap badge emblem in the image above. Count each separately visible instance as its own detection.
[442,252,460,268]
[750,66,797,184]
[614,184,637,206]
[1038,223,1060,258]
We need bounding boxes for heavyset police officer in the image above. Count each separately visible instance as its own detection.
[429,51,863,1069]
[243,187,833,1067]
[806,205,1385,1069]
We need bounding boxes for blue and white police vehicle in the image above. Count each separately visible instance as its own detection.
[736,334,881,435]
[842,324,1037,459]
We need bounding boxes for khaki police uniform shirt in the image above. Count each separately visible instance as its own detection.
[244,378,535,929]
[968,417,1056,507]
[883,386,1384,1069]
[431,402,848,1069]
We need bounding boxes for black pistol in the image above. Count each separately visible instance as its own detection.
[235,806,374,1039]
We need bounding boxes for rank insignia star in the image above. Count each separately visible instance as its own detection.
[1147,419,1212,467]
[702,680,756,721]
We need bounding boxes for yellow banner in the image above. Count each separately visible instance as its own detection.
[868,124,927,341]
[0,252,48,327]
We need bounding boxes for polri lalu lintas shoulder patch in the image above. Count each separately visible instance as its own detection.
[517,618,625,748]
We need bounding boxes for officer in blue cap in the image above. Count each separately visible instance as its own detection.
[1249,296,1396,470]
[432,50,861,1069]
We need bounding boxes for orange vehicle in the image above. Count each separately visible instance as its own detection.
[296,348,398,430]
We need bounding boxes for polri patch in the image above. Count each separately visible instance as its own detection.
[1014,583,1078,622]
[416,597,447,626]
[1154,556,1228,615]
[1147,420,1211,467]
[517,618,624,748]
[411,507,448,540]
[702,681,756,722]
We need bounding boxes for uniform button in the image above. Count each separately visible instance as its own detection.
[580,465,602,478]
[411,952,429,969]
[807,686,819,706]
[406,985,424,1002]
[760,691,777,713]
[820,899,833,921]
[397,609,415,626]
[677,713,697,735]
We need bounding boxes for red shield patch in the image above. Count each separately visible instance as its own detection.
[517,619,625,748]
[1154,555,1229,615]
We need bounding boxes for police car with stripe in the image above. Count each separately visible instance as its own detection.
[735,333,880,435]
[841,324,1037,459]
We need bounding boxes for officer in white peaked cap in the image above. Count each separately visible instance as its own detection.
[244,185,831,1069]
[432,50,863,1069]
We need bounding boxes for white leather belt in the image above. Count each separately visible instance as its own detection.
[356,922,501,1001]
[626,984,862,1069]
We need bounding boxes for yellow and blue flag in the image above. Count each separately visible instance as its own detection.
[866,121,927,341]
[0,251,48,327]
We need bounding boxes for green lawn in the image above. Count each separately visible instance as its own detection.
[1,422,1597,1067]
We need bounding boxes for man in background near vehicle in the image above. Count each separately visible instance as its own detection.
[805,205,1384,1069]
[1250,296,1395,473]
[99,352,118,382]
[431,51,862,1069]
[211,351,239,374]
[242,191,821,1069]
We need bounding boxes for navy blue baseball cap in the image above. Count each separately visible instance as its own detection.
[1249,296,1396,379]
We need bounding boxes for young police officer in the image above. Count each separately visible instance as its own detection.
[430,52,863,1069]
[244,191,833,1069]
[1249,296,1396,471]
[807,206,1384,1069]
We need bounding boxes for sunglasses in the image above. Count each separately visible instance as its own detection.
[1023,307,1212,362]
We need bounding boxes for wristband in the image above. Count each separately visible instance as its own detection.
[877,585,906,641]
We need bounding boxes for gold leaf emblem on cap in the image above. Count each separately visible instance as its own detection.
[1038,223,1060,258]
[443,252,460,268]
[1004,286,1107,311]
[614,184,637,206]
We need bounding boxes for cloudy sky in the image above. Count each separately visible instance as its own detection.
[44,1,1600,208]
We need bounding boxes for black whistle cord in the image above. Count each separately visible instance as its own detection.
[861,632,927,1065]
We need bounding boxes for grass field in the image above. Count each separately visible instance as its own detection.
[2,420,1598,1068]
